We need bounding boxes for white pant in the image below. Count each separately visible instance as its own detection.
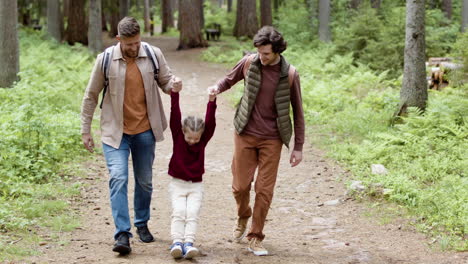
[168,177,204,243]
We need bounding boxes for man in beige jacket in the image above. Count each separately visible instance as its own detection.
[81,17,181,255]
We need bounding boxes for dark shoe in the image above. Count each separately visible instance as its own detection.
[136,225,154,243]
[112,233,131,255]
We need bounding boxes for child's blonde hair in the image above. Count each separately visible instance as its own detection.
[182,116,205,133]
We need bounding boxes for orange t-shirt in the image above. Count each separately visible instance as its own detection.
[123,58,151,135]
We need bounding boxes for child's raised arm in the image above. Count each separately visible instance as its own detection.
[202,94,217,143]
[170,91,182,137]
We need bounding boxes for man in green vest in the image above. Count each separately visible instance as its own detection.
[208,26,305,256]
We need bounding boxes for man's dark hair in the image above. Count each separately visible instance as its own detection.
[118,17,140,38]
[253,26,287,54]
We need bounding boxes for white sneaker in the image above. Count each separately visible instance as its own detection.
[183,242,199,259]
[248,238,268,256]
[170,242,183,259]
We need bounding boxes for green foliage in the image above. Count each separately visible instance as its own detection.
[425,9,461,58]
[0,31,90,260]
[201,36,252,64]
[204,0,236,36]
[449,32,468,85]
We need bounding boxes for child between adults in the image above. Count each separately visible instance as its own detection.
[167,83,217,259]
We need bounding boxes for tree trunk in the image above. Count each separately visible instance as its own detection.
[178,0,207,49]
[89,0,103,53]
[397,0,427,116]
[370,0,381,9]
[199,0,205,29]
[149,0,154,35]
[101,8,107,31]
[463,0,468,32]
[0,0,19,88]
[47,0,62,41]
[318,0,331,42]
[234,0,259,38]
[65,0,88,45]
[274,0,279,11]
[261,0,272,26]
[143,0,151,33]
[18,0,32,26]
[120,0,129,18]
[350,0,361,9]
[218,0,223,8]
[162,0,174,33]
[63,0,69,21]
[109,8,119,37]
[227,0,232,12]
[441,0,452,19]
[305,0,317,39]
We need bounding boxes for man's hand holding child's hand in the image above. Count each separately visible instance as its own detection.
[207,85,218,102]
[172,77,182,92]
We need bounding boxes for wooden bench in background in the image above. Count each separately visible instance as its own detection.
[205,23,221,41]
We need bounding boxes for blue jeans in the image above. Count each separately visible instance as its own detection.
[102,129,155,240]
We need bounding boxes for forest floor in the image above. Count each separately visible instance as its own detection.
[25,36,468,264]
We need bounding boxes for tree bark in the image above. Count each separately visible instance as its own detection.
[274,0,279,11]
[318,0,331,42]
[18,0,31,26]
[199,0,205,29]
[162,0,174,33]
[260,0,272,27]
[47,0,62,41]
[305,0,317,39]
[108,3,120,38]
[101,8,107,31]
[178,0,207,49]
[63,0,69,20]
[398,0,427,116]
[441,0,452,19]
[0,0,19,88]
[89,0,103,53]
[370,0,381,9]
[143,0,151,33]
[227,0,232,12]
[349,0,361,9]
[463,0,468,32]
[218,0,223,8]
[234,0,259,38]
[120,0,129,18]
[65,0,88,45]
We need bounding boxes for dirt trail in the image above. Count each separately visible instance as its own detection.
[27,36,467,264]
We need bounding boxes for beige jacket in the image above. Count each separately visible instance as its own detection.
[80,42,174,148]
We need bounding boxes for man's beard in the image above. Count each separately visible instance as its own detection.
[124,49,138,58]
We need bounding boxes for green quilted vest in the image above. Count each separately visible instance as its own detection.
[233,55,293,148]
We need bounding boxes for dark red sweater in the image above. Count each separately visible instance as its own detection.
[168,91,217,182]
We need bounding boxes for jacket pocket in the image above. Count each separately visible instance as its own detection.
[108,75,119,95]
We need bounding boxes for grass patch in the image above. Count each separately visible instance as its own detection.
[0,29,95,260]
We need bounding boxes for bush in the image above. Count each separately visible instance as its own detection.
[0,30,91,247]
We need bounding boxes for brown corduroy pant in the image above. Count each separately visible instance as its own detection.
[231,133,283,241]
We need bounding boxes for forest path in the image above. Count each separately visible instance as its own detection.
[27,35,467,264]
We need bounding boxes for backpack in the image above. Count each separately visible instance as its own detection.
[242,53,296,88]
[99,42,159,109]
